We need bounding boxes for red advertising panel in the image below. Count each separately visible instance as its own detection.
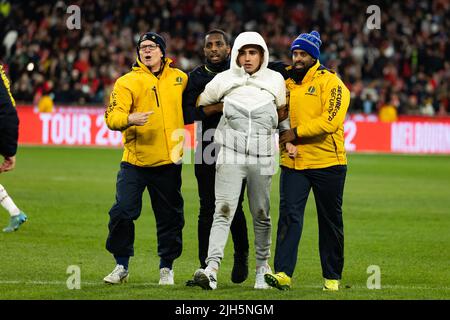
[344,120,391,153]
[345,114,450,154]
[17,106,450,154]
[18,105,195,148]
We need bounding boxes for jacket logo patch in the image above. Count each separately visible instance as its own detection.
[305,86,317,96]
[174,76,183,86]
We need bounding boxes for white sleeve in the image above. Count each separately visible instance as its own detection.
[278,116,290,132]
[275,73,286,108]
[275,73,290,132]
[198,74,224,106]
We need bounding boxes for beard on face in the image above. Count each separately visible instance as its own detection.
[294,61,305,69]
[291,59,315,83]
[294,58,314,70]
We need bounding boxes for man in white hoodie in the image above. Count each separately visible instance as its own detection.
[192,31,296,290]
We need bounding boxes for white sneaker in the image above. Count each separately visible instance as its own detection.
[103,265,129,284]
[254,265,272,289]
[159,267,174,285]
[194,268,217,290]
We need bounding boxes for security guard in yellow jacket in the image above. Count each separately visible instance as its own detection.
[264,31,350,291]
[103,32,187,285]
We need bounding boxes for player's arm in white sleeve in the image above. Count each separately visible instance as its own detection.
[275,74,290,132]
[197,74,227,117]
[198,75,222,105]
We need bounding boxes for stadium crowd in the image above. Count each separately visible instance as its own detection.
[0,0,449,116]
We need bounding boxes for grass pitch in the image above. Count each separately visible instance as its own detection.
[0,146,449,300]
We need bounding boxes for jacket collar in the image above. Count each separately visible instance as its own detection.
[133,57,173,77]
[301,59,320,84]
[205,58,230,74]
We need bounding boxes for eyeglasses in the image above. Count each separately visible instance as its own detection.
[139,44,159,51]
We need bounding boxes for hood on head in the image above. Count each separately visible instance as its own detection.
[230,31,269,73]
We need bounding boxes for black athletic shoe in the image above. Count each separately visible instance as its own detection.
[231,254,248,283]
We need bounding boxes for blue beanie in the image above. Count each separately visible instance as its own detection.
[290,30,322,60]
[137,32,166,58]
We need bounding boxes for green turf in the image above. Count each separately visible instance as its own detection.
[0,147,449,300]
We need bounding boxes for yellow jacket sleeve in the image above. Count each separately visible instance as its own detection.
[295,77,350,138]
[105,78,133,131]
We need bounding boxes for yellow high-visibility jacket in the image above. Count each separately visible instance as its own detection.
[105,58,187,167]
[0,64,19,157]
[281,60,350,170]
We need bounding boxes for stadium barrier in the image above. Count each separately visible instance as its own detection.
[17,105,450,154]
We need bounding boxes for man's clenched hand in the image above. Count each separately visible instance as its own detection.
[0,155,16,173]
[128,111,154,126]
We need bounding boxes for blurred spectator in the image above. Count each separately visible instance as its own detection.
[0,0,448,117]
[420,97,435,116]
[38,94,54,113]
[379,91,398,122]
[36,79,54,112]
[379,103,398,122]
[404,94,421,115]
[362,93,375,115]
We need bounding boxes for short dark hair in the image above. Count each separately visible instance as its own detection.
[205,29,230,46]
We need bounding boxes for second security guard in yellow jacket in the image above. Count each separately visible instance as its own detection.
[265,31,350,292]
[280,59,350,170]
[105,45,187,167]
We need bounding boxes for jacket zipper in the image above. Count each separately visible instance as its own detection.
[152,86,160,107]
[152,84,172,158]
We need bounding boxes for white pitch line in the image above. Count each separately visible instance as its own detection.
[0,280,103,286]
[0,280,153,286]
[0,280,449,291]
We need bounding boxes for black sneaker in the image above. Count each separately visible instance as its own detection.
[231,253,248,283]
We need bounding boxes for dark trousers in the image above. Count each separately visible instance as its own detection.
[274,165,346,279]
[106,162,184,269]
[195,162,249,268]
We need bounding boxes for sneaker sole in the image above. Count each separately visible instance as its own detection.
[254,284,272,289]
[3,217,27,233]
[194,272,213,290]
[264,274,290,291]
[323,286,339,291]
[104,274,129,285]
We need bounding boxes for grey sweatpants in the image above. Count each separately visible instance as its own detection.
[206,148,275,270]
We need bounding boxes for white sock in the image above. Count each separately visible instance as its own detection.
[206,263,218,274]
[256,259,269,269]
[0,184,21,217]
